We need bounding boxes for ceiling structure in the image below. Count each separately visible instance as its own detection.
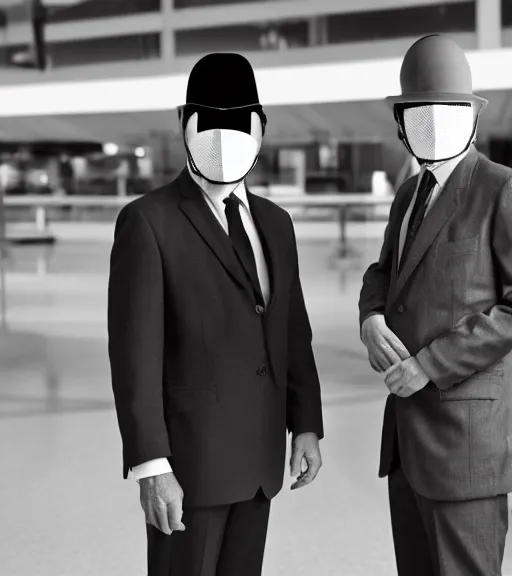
[0,88,509,148]
[0,0,79,5]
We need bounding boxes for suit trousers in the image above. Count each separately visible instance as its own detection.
[146,487,271,576]
[388,464,508,576]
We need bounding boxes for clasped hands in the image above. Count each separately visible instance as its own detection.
[361,314,429,397]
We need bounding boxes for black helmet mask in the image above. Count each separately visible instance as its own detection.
[178,53,267,186]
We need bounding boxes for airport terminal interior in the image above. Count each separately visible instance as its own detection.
[4,225,512,576]
[3,0,512,574]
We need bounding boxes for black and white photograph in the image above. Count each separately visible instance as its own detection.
[1,1,512,575]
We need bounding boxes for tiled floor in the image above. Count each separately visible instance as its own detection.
[1,224,511,576]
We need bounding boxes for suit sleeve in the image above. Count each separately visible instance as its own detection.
[108,204,171,478]
[416,178,512,390]
[285,215,324,440]
[358,191,402,329]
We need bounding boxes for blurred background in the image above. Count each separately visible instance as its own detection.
[1,1,512,575]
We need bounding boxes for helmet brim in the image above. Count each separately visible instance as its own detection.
[386,92,488,110]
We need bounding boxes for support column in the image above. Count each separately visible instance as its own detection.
[308,16,327,47]
[0,176,6,329]
[476,0,502,50]
[161,0,175,64]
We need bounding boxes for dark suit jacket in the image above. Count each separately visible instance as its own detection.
[108,168,324,507]
[359,146,512,501]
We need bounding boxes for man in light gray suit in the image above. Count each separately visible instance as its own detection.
[359,34,512,575]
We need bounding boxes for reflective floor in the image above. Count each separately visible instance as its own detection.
[1,222,512,576]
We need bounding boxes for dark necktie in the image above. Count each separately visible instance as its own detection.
[223,193,262,299]
[399,169,437,270]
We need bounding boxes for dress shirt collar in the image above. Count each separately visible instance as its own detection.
[421,146,471,188]
[187,162,249,209]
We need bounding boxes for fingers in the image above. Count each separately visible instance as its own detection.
[365,322,410,367]
[367,338,402,371]
[380,323,409,360]
[383,362,401,380]
[369,355,384,372]
[290,445,302,477]
[384,333,410,360]
[139,474,186,536]
[385,374,410,397]
[144,499,185,535]
[385,379,400,395]
[369,349,393,373]
[385,365,401,392]
[167,498,186,532]
[291,455,322,490]
[379,341,404,366]
[147,501,172,535]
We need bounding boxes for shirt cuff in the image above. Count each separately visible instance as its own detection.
[128,458,172,482]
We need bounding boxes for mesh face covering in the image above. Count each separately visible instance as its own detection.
[401,103,475,162]
[187,128,260,183]
[181,104,264,184]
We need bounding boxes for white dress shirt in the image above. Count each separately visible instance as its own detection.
[397,148,470,267]
[129,166,270,481]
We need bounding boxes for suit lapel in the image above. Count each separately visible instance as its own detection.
[246,190,280,312]
[177,169,254,300]
[389,147,480,307]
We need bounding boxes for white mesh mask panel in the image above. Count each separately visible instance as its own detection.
[186,112,261,183]
[403,104,475,162]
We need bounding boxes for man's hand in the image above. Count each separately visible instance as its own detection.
[290,432,322,490]
[361,314,410,372]
[139,472,186,535]
[384,356,430,398]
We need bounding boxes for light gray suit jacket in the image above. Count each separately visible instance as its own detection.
[359,146,512,501]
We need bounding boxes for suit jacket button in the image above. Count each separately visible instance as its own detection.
[255,305,264,315]
[397,305,404,313]
[258,364,268,376]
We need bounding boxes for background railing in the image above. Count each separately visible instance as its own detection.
[3,192,394,228]
[1,192,394,254]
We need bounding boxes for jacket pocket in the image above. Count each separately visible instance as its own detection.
[437,235,479,256]
[439,380,502,401]
[165,386,218,415]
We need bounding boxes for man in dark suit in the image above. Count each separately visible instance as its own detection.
[108,53,324,576]
[359,35,512,575]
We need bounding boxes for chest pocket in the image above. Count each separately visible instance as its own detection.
[436,234,480,257]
